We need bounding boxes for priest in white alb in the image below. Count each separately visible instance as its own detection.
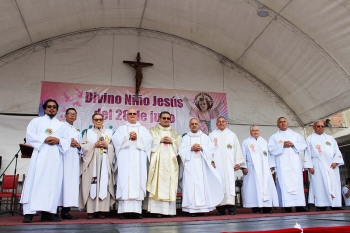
[268,117,308,213]
[146,111,182,217]
[60,108,81,220]
[21,99,70,223]
[80,113,115,219]
[179,118,224,216]
[241,125,279,214]
[209,116,244,215]
[304,120,344,211]
[112,108,152,219]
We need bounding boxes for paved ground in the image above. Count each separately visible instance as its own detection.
[0,213,350,233]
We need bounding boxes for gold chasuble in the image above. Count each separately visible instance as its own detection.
[147,124,182,202]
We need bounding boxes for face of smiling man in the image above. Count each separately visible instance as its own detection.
[127,108,138,124]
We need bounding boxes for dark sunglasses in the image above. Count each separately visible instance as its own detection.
[46,105,57,109]
[93,118,104,122]
[128,113,137,116]
[162,117,171,120]
[316,125,325,128]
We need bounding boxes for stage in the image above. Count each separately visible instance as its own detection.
[1,207,350,232]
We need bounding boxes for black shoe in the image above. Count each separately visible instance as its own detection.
[216,211,225,216]
[316,207,327,211]
[134,213,143,219]
[23,214,34,223]
[295,207,309,212]
[282,207,292,213]
[190,213,197,217]
[61,213,79,220]
[155,214,162,218]
[87,213,96,219]
[330,207,344,210]
[41,212,61,222]
[228,210,235,215]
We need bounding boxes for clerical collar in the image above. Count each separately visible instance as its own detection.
[187,130,203,137]
[125,121,141,127]
[157,124,172,131]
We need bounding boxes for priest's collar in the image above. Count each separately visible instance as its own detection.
[187,130,203,137]
[157,124,172,131]
[125,121,141,127]
[250,136,259,140]
[44,114,57,120]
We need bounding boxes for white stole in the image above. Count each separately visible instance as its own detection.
[188,132,206,206]
[309,133,336,197]
[276,129,298,194]
[247,136,270,201]
[87,129,110,200]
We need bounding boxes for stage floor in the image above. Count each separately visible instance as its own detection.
[1,207,350,233]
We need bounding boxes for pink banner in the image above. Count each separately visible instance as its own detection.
[40,81,228,135]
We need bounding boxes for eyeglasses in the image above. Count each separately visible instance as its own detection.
[67,113,77,117]
[93,118,104,122]
[128,113,137,116]
[162,117,171,121]
[46,105,57,109]
[316,125,325,128]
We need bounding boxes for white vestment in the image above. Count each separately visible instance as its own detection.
[268,129,307,207]
[62,122,81,207]
[20,115,70,214]
[209,128,244,206]
[304,132,344,207]
[241,136,279,208]
[179,130,224,213]
[112,122,152,214]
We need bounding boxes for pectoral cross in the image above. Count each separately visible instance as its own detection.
[123,52,153,101]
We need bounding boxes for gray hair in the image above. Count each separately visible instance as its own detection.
[249,125,259,131]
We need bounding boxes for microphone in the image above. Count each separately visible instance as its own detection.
[99,137,104,141]
[24,138,26,143]
[99,136,107,154]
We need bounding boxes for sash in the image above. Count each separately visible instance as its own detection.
[309,133,335,198]
[276,129,298,194]
[127,125,141,199]
[247,137,270,201]
[189,135,206,206]
[87,129,110,200]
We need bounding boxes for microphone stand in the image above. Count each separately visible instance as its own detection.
[0,139,25,216]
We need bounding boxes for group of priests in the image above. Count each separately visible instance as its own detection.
[20,99,344,223]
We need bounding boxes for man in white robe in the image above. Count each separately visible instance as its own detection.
[268,117,308,213]
[241,125,279,214]
[209,116,244,215]
[146,111,182,217]
[21,99,70,223]
[80,113,115,219]
[112,108,152,219]
[179,118,224,216]
[305,120,344,211]
[59,108,81,220]
[342,178,350,206]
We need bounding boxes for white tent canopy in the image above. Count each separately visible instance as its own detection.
[1,0,350,126]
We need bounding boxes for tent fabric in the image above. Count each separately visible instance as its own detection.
[0,0,349,126]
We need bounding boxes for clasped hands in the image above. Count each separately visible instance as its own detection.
[191,143,202,151]
[129,131,137,141]
[45,136,60,145]
[95,140,108,149]
[70,138,81,149]
[283,141,294,148]
[160,136,173,144]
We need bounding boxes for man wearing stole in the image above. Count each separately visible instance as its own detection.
[112,108,152,219]
[268,117,308,213]
[59,108,81,220]
[241,125,279,214]
[179,118,224,216]
[305,120,344,211]
[21,99,70,223]
[146,111,182,217]
[209,116,244,215]
[80,113,115,219]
